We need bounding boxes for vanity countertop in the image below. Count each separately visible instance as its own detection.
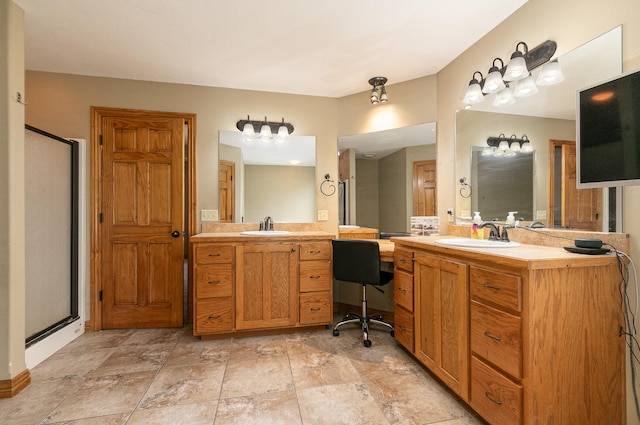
[390,235,619,270]
[193,231,333,242]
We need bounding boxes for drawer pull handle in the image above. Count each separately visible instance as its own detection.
[208,315,221,320]
[484,392,503,405]
[208,280,221,285]
[310,275,321,279]
[309,250,321,254]
[483,283,501,291]
[208,253,221,257]
[310,307,321,311]
[484,331,501,341]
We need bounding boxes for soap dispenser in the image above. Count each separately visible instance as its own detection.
[472,212,482,224]
[471,212,484,239]
[506,211,517,226]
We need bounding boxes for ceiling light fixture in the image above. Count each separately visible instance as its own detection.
[462,39,560,107]
[369,76,388,104]
[236,115,294,143]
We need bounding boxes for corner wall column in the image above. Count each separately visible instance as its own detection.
[0,0,29,397]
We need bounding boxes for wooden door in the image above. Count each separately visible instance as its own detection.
[548,140,602,231]
[413,160,436,216]
[219,160,235,223]
[100,114,184,328]
[236,243,297,330]
[414,253,469,400]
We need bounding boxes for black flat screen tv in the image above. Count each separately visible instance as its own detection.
[577,67,640,188]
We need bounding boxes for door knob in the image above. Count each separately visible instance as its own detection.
[171,231,180,238]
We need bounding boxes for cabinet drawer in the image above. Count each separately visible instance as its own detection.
[194,244,234,265]
[394,305,414,352]
[195,265,233,298]
[394,269,413,312]
[470,356,522,425]
[299,242,331,261]
[299,292,332,324]
[471,301,522,378]
[394,248,414,273]
[470,267,521,312]
[300,261,331,292]
[195,298,233,334]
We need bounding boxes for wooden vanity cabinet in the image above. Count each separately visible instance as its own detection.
[414,252,469,400]
[192,234,333,337]
[236,243,298,330]
[392,239,625,424]
[393,247,415,351]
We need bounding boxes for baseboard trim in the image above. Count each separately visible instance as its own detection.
[0,369,31,398]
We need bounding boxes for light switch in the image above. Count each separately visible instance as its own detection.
[317,210,329,221]
[536,210,547,220]
[201,209,219,222]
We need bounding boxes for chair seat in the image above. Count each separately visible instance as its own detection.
[331,239,395,347]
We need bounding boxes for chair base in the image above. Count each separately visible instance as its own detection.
[332,313,394,347]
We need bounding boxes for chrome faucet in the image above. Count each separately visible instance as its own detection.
[262,216,273,231]
[479,222,510,242]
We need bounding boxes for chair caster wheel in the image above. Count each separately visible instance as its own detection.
[333,329,340,337]
[364,339,372,347]
[390,330,395,337]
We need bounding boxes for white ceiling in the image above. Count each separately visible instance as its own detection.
[14,0,528,98]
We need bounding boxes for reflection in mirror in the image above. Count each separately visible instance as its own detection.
[455,26,622,231]
[338,123,437,233]
[471,146,534,220]
[218,130,316,223]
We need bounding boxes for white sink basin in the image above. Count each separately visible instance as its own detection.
[435,238,521,248]
[240,230,293,236]
[339,225,360,229]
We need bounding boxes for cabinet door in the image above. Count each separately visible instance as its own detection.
[236,243,298,330]
[414,253,469,400]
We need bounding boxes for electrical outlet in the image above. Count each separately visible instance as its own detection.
[536,210,547,220]
[447,208,454,222]
[201,209,219,222]
[317,210,329,221]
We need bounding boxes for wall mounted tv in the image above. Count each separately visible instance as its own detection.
[577,67,640,188]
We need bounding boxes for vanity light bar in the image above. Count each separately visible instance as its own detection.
[236,116,294,136]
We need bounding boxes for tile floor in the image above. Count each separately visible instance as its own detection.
[1,321,485,425]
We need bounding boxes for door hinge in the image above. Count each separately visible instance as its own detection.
[99,134,103,145]
[99,290,103,301]
[99,213,103,223]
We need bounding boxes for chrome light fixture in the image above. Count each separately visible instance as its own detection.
[483,134,534,157]
[369,76,388,104]
[536,59,564,86]
[482,58,506,94]
[236,116,294,143]
[462,39,560,106]
[462,71,485,105]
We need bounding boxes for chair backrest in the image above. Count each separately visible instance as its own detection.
[332,239,386,285]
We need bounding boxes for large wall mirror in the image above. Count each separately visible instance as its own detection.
[455,26,622,231]
[218,130,316,223]
[338,123,437,233]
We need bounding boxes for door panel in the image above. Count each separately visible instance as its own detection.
[101,115,184,328]
[219,160,235,223]
[413,160,436,216]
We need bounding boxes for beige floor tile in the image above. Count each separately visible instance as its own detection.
[47,413,130,424]
[164,336,232,368]
[88,342,175,377]
[297,381,389,425]
[227,334,289,363]
[346,343,422,382]
[214,390,301,425]
[29,347,117,380]
[41,371,156,423]
[289,349,361,390]
[56,329,135,354]
[120,327,183,347]
[220,357,293,399]
[366,373,483,425]
[139,363,225,409]
[127,401,218,425]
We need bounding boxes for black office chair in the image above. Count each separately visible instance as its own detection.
[332,239,395,347]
